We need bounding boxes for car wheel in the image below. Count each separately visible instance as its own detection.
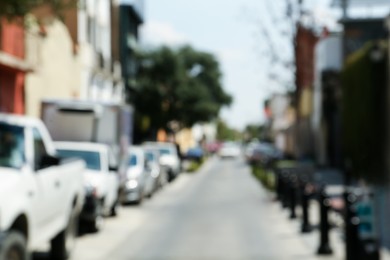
[147,189,154,198]
[110,199,120,217]
[90,214,104,232]
[160,171,168,188]
[50,207,78,260]
[134,189,144,205]
[0,231,28,260]
[89,200,104,232]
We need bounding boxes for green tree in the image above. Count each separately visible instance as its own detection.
[132,45,232,133]
[244,124,263,142]
[216,119,241,141]
[341,41,388,183]
[0,0,76,18]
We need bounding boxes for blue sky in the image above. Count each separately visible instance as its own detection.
[139,0,388,130]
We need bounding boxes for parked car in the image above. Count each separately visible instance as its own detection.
[144,147,169,191]
[247,143,283,166]
[0,114,85,260]
[205,141,222,154]
[123,146,150,204]
[218,142,241,158]
[55,142,120,232]
[143,142,181,182]
[185,146,204,162]
[245,141,261,163]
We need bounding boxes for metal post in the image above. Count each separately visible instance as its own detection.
[281,171,289,208]
[300,180,312,233]
[317,185,333,255]
[276,169,282,201]
[289,174,297,219]
[341,0,348,20]
[344,190,360,260]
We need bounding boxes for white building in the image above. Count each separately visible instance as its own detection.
[78,0,124,102]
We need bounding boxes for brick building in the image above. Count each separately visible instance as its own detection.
[294,24,319,160]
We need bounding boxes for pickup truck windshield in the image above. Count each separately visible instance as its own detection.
[0,123,25,169]
[57,149,101,171]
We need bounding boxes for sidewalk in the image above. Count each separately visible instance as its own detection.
[266,187,390,260]
[262,188,343,260]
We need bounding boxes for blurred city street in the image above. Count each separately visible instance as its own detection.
[69,157,335,260]
[2,1,390,259]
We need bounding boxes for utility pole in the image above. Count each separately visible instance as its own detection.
[341,0,349,60]
[341,0,348,20]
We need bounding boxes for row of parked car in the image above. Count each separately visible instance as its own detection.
[0,100,183,260]
[54,141,181,234]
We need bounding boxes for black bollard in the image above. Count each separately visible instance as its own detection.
[344,191,359,260]
[276,169,282,201]
[344,190,381,260]
[317,185,333,255]
[300,180,312,233]
[289,174,297,219]
[281,171,289,208]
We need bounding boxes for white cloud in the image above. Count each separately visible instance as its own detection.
[216,48,246,64]
[140,21,189,47]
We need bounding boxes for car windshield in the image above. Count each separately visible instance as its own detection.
[129,154,138,166]
[0,123,25,169]
[57,149,101,171]
[159,148,171,155]
[145,152,155,163]
[223,143,238,149]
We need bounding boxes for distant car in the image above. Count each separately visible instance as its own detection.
[248,143,283,165]
[245,142,259,160]
[144,148,169,191]
[123,146,152,204]
[205,141,222,154]
[218,142,241,158]
[143,142,181,182]
[185,147,204,162]
[55,142,120,232]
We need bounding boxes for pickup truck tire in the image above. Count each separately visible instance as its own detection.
[0,231,28,260]
[89,200,104,232]
[50,208,78,260]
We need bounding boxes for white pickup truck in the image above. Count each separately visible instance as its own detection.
[0,114,85,260]
[55,142,120,232]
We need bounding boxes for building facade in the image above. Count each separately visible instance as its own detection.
[294,24,318,160]
[0,18,31,114]
[24,7,80,117]
[312,33,342,167]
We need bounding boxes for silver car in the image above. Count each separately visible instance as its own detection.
[144,148,169,191]
[123,146,151,204]
[143,142,181,182]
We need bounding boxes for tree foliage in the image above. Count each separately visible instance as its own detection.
[216,119,241,141]
[132,45,232,131]
[0,0,77,18]
[244,124,264,142]
[341,41,388,183]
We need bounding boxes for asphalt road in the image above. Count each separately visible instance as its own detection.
[67,156,321,260]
